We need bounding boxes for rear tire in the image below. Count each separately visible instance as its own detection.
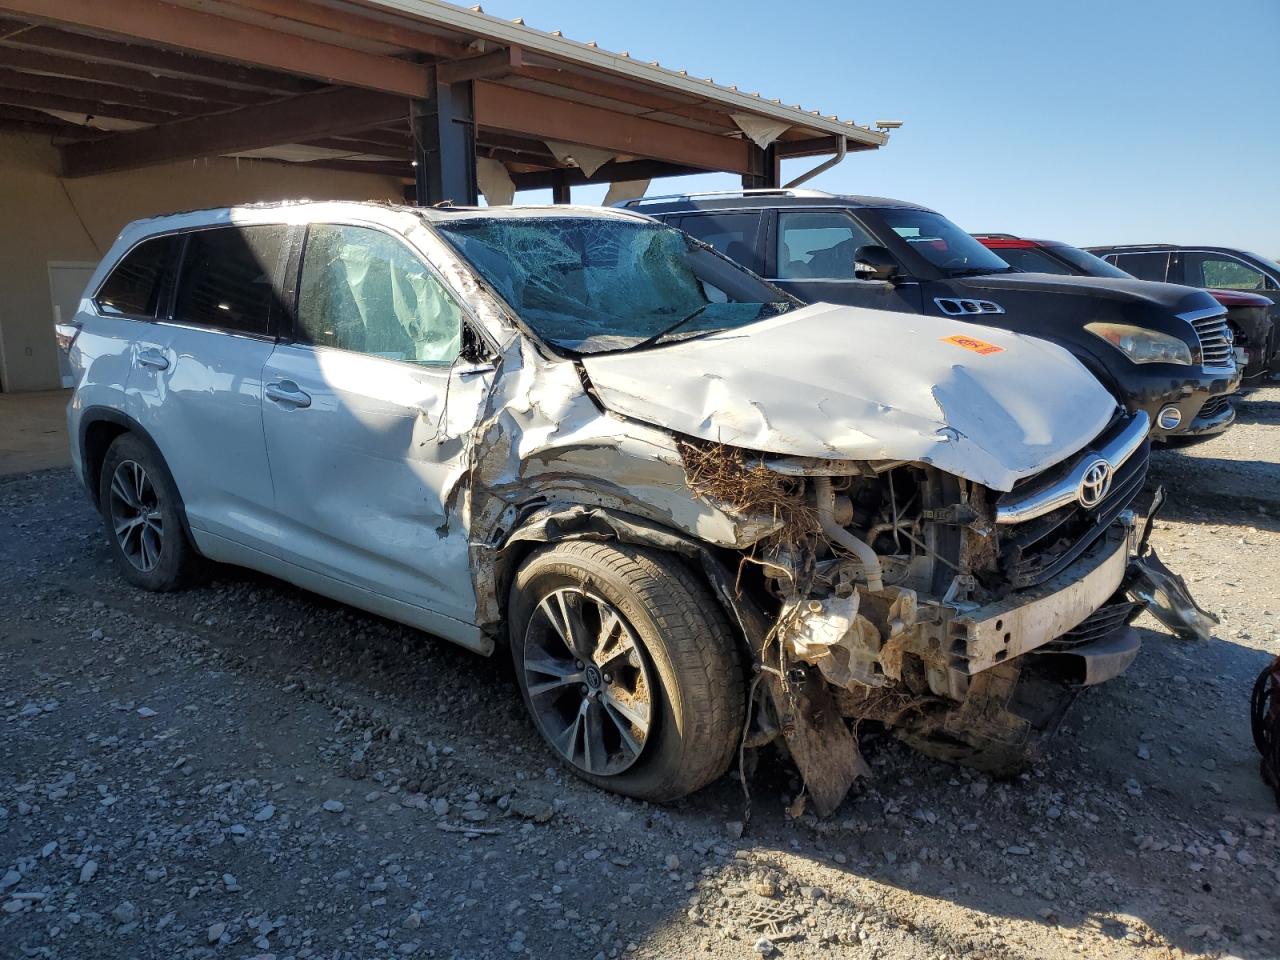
[508,541,745,802]
[99,433,201,591]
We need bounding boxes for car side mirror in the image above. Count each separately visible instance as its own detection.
[853,245,900,283]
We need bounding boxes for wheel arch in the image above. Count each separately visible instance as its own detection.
[490,502,769,663]
[79,407,197,545]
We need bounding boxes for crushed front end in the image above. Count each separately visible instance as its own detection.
[693,409,1213,814]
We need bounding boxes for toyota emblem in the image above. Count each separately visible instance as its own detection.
[1078,459,1113,508]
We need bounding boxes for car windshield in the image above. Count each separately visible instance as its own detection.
[1049,243,1132,279]
[434,215,795,354]
[876,209,1013,276]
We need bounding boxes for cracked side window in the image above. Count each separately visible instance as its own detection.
[296,224,462,366]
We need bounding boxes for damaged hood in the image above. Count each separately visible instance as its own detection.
[582,302,1118,491]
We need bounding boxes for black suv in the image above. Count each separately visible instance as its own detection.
[1087,244,1280,368]
[627,190,1240,440]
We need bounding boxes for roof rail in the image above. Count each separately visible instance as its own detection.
[617,188,833,208]
[1087,243,1174,250]
[971,232,1019,239]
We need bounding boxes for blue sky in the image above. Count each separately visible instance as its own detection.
[478,0,1279,254]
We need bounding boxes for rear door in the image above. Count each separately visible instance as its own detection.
[259,220,491,629]
[770,209,923,313]
[84,234,182,447]
[143,223,289,548]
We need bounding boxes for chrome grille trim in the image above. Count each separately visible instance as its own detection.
[1181,306,1235,371]
[934,297,1004,316]
[994,411,1150,524]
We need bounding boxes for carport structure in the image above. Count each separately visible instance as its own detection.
[0,0,887,203]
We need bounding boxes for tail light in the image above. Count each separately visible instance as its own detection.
[54,321,81,352]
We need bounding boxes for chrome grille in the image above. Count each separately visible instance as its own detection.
[1191,312,1234,369]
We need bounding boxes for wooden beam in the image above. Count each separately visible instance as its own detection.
[0,46,271,105]
[0,101,100,136]
[0,19,317,93]
[474,82,752,175]
[510,159,699,190]
[437,47,521,85]
[60,86,406,177]
[304,136,407,159]
[0,0,430,97]
[0,65,207,115]
[513,62,735,130]
[0,85,175,124]
[221,0,468,59]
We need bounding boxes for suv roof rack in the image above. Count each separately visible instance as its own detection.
[617,188,834,208]
[1089,243,1176,250]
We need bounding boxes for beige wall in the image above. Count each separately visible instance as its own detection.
[0,132,406,392]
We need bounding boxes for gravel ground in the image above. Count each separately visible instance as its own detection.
[2,386,1278,960]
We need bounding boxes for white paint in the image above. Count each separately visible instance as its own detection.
[583,302,1118,492]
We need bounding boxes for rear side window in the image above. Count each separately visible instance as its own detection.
[95,235,180,318]
[675,213,764,274]
[173,225,288,336]
[1112,252,1169,282]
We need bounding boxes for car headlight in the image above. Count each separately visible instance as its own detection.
[1084,323,1194,365]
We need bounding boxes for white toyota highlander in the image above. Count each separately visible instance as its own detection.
[60,201,1211,811]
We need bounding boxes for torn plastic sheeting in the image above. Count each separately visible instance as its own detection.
[476,157,516,206]
[603,179,651,207]
[731,113,791,149]
[582,301,1118,492]
[544,140,616,177]
[781,594,886,690]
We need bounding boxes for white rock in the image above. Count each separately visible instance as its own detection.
[323,799,345,813]
[79,861,97,884]
[254,804,275,822]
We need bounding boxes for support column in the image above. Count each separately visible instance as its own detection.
[550,172,571,205]
[412,67,477,206]
[741,143,780,190]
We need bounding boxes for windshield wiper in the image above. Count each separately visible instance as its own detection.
[627,304,713,351]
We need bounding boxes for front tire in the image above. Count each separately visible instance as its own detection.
[508,541,744,802]
[99,434,201,591]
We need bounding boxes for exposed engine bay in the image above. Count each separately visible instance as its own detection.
[680,415,1215,815]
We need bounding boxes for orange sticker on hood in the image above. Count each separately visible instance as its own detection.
[941,334,1005,356]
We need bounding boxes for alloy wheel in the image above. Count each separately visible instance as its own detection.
[522,587,653,776]
[108,459,164,572]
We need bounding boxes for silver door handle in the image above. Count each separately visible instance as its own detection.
[137,349,169,370]
[265,381,311,408]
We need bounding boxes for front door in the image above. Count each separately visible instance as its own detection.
[769,209,924,314]
[260,221,491,629]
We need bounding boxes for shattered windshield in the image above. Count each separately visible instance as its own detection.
[434,216,795,354]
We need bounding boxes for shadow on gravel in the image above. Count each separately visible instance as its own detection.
[1232,397,1280,425]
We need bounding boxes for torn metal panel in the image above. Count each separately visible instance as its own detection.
[766,669,870,817]
[581,302,1117,493]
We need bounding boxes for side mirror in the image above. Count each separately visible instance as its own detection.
[853,244,900,283]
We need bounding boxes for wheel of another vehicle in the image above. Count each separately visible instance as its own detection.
[508,540,745,802]
[99,433,201,591]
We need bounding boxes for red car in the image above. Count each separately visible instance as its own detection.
[974,235,1276,385]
